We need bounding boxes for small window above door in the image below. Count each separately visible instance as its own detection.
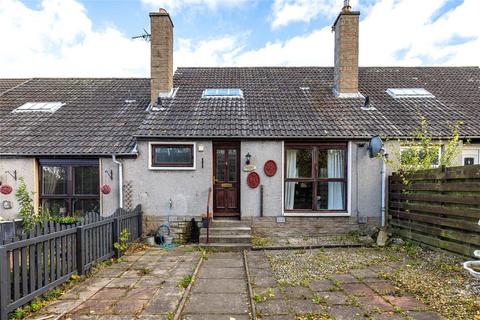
[149,142,196,170]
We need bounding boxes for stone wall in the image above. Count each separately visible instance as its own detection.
[143,214,201,244]
[250,216,380,238]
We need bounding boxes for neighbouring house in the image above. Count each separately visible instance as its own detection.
[1,4,479,243]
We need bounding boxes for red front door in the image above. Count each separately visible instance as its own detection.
[213,142,240,217]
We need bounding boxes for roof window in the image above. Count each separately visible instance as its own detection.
[12,102,65,113]
[386,88,434,99]
[202,88,243,98]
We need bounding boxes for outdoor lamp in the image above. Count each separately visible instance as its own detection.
[245,153,252,165]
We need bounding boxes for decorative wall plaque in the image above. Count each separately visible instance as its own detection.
[247,172,260,189]
[264,160,277,177]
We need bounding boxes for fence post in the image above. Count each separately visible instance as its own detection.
[0,246,9,320]
[113,217,120,258]
[76,226,85,275]
[138,205,143,239]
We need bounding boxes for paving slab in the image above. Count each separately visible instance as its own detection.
[184,293,250,314]
[255,299,290,315]
[198,267,245,279]
[192,278,247,293]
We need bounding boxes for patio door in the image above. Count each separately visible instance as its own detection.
[213,142,240,217]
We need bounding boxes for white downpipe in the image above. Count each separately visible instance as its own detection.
[380,148,387,228]
[112,155,123,208]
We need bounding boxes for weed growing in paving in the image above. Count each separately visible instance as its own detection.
[178,275,193,289]
[311,294,327,306]
[253,288,275,303]
[138,267,153,276]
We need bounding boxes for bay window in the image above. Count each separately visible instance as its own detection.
[285,143,347,212]
[40,159,100,217]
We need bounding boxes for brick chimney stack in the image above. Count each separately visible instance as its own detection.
[332,1,361,98]
[150,8,174,104]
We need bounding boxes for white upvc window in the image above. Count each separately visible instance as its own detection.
[462,147,480,166]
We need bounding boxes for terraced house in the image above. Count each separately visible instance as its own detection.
[1,4,479,245]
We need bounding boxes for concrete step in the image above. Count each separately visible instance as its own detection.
[200,227,251,236]
[211,220,252,228]
[198,243,252,251]
[199,234,251,244]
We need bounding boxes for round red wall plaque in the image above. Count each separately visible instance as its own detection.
[101,184,112,195]
[0,185,13,195]
[247,172,260,189]
[264,160,277,177]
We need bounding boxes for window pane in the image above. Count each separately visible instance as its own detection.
[286,148,312,178]
[317,182,345,210]
[154,145,193,165]
[75,166,99,195]
[73,199,100,217]
[216,149,225,181]
[42,199,67,216]
[285,182,313,210]
[228,149,237,182]
[42,166,66,195]
[319,149,345,178]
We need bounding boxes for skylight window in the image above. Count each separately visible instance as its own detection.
[202,88,243,98]
[12,102,65,113]
[386,88,434,99]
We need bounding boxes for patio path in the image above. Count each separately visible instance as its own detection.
[181,251,252,319]
[31,246,200,320]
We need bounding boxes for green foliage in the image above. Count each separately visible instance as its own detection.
[51,215,81,224]
[114,228,130,252]
[380,116,463,184]
[312,294,327,305]
[15,177,37,230]
[177,274,192,289]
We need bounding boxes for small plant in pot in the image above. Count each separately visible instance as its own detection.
[145,231,156,246]
[201,214,209,228]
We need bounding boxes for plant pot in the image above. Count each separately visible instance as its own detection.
[164,235,173,244]
[145,236,155,246]
[202,218,209,228]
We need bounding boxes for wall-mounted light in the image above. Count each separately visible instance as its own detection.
[245,153,252,165]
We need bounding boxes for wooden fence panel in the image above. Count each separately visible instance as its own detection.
[0,205,142,320]
[389,166,480,258]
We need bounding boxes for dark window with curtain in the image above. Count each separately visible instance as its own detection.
[284,143,347,212]
[151,144,194,168]
[40,159,100,217]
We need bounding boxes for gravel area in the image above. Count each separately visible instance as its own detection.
[250,243,480,319]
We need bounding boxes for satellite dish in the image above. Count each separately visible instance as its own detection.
[368,136,384,158]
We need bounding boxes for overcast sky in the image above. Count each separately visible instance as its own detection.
[0,0,478,77]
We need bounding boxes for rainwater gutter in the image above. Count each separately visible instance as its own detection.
[112,154,123,208]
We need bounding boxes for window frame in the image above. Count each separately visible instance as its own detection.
[39,159,100,217]
[149,142,196,170]
[284,142,348,213]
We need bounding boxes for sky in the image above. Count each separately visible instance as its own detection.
[0,0,478,77]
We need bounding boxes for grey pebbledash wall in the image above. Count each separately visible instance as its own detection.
[241,140,283,217]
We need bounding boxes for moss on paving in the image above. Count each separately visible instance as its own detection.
[265,243,480,319]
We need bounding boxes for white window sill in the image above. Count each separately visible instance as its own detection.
[283,212,351,217]
[148,166,196,171]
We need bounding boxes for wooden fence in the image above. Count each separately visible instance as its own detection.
[0,205,142,320]
[389,165,480,257]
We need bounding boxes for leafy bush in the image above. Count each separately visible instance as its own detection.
[114,228,130,252]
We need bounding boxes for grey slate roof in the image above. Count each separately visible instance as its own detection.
[0,66,479,156]
[0,78,149,155]
[137,67,480,139]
